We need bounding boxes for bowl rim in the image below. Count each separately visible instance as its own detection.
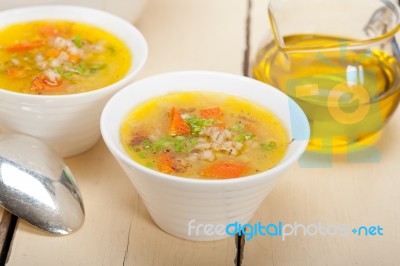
[0,4,148,99]
[101,70,310,185]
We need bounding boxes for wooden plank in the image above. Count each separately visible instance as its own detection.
[6,0,246,264]
[0,209,15,265]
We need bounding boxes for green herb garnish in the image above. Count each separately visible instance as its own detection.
[231,123,254,142]
[73,62,90,76]
[141,139,152,149]
[73,35,83,48]
[237,132,254,142]
[145,162,155,168]
[107,45,116,55]
[260,141,277,151]
[184,115,216,134]
[138,152,148,159]
[55,66,73,79]
[135,136,199,154]
[230,123,246,133]
[73,62,108,76]
[90,63,107,71]
[55,66,63,74]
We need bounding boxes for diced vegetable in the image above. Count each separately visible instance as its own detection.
[200,107,223,119]
[260,141,277,151]
[73,35,83,48]
[230,122,254,142]
[214,122,225,129]
[7,67,25,79]
[230,123,246,133]
[39,24,59,37]
[90,63,108,71]
[137,136,197,153]
[236,132,254,142]
[158,152,174,174]
[46,48,61,58]
[30,74,48,92]
[145,162,155,168]
[30,74,62,92]
[130,134,148,146]
[201,161,248,179]
[138,153,147,159]
[184,115,216,134]
[169,107,191,135]
[245,123,257,135]
[6,40,45,52]
[73,63,91,76]
[68,54,80,64]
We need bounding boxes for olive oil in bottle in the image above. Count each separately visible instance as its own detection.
[253,34,400,152]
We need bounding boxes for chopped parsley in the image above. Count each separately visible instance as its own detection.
[230,123,254,142]
[145,162,155,168]
[136,136,199,153]
[73,35,83,48]
[73,62,90,76]
[71,62,108,76]
[260,141,277,151]
[184,115,216,134]
[237,132,254,142]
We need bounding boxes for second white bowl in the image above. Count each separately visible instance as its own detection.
[101,71,310,241]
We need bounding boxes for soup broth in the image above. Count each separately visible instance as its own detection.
[0,20,131,95]
[120,92,289,179]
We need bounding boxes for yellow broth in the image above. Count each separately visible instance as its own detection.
[0,20,131,95]
[120,92,289,179]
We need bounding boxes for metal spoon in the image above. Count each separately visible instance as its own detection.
[0,134,85,235]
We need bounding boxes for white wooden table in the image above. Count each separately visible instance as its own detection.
[1,0,400,265]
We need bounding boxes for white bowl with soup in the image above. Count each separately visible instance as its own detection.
[0,5,148,157]
[101,71,310,241]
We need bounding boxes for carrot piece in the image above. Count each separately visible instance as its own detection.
[46,48,61,58]
[201,161,248,179]
[169,107,191,135]
[158,152,174,174]
[6,40,45,52]
[30,74,63,93]
[39,23,58,37]
[215,122,226,130]
[68,53,80,64]
[40,24,72,38]
[39,24,59,37]
[30,75,47,92]
[6,67,26,79]
[200,107,223,119]
[245,123,257,135]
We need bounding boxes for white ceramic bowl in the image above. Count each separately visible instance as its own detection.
[101,71,310,241]
[0,5,148,157]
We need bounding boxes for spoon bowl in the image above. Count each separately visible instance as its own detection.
[0,134,85,235]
